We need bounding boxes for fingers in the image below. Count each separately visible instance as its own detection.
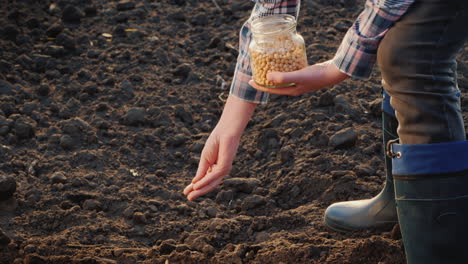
[192,159,211,184]
[193,135,237,190]
[192,164,227,190]
[267,71,303,84]
[183,183,193,196]
[192,139,219,184]
[249,80,303,96]
[187,176,223,201]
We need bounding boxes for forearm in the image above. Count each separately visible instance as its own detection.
[216,95,257,136]
[332,0,415,79]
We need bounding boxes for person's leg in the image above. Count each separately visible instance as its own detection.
[378,0,467,145]
[378,0,468,262]
[324,91,399,232]
[390,138,468,264]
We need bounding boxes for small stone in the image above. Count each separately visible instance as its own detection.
[66,191,96,203]
[36,84,50,96]
[87,50,102,59]
[23,254,47,264]
[113,25,126,37]
[318,91,335,106]
[0,229,11,245]
[23,244,36,254]
[0,79,15,95]
[174,105,193,124]
[191,14,209,26]
[0,175,16,201]
[355,165,375,176]
[44,45,66,57]
[2,24,19,41]
[59,134,75,150]
[159,240,176,255]
[56,33,76,50]
[50,172,67,184]
[175,204,192,216]
[144,175,158,184]
[167,12,186,22]
[26,18,40,29]
[59,118,91,136]
[279,145,294,163]
[1,103,16,117]
[49,3,61,15]
[0,60,12,74]
[62,5,84,23]
[14,117,35,140]
[223,178,260,194]
[82,199,102,211]
[169,0,185,6]
[333,95,351,113]
[241,195,267,211]
[205,206,217,218]
[265,113,287,127]
[208,37,221,49]
[123,207,134,219]
[189,141,204,153]
[333,20,350,32]
[202,244,215,255]
[167,134,187,147]
[120,80,133,91]
[329,128,358,148]
[215,189,233,203]
[84,6,98,16]
[22,103,38,115]
[390,224,402,240]
[289,127,304,139]
[133,212,147,224]
[117,1,136,11]
[173,63,192,79]
[368,98,382,117]
[94,119,110,130]
[125,108,146,125]
[46,23,63,37]
[155,169,167,178]
[257,129,279,152]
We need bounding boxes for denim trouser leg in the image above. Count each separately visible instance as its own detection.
[377,1,468,263]
[377,0,468,145]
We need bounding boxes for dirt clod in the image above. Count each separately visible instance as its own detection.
[0,176,16,201]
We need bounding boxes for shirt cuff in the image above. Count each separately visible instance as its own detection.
[229,67,269,104]
[332,27,379,80]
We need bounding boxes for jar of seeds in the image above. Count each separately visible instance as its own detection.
[249,14,308,88]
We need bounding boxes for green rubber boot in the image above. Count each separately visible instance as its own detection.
[391,134,468,264]
[324,91,399,232]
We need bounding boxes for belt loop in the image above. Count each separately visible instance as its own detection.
[386,138,402,159]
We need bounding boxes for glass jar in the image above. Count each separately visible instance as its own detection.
[249,14,308,88]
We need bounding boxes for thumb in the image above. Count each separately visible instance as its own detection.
[267,70,304,84]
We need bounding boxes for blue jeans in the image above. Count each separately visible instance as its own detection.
[377,0,467,145]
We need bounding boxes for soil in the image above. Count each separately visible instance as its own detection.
[0,0,467,263]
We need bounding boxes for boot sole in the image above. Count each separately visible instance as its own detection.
[324,216,397,233]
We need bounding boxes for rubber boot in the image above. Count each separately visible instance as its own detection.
[390,134,468,264]
[324,90,399,232]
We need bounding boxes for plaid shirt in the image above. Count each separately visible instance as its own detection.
[230,0,415,104]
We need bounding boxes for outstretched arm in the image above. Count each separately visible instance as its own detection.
[184,0,300,201]
[183,95,256,201]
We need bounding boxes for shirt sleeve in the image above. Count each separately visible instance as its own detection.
[332,0,415,79]
[230,0,300,104]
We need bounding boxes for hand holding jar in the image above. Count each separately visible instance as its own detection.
[249,14,308,88]
[249,15,348,95]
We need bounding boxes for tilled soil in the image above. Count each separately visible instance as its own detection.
[1,0,467,263]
